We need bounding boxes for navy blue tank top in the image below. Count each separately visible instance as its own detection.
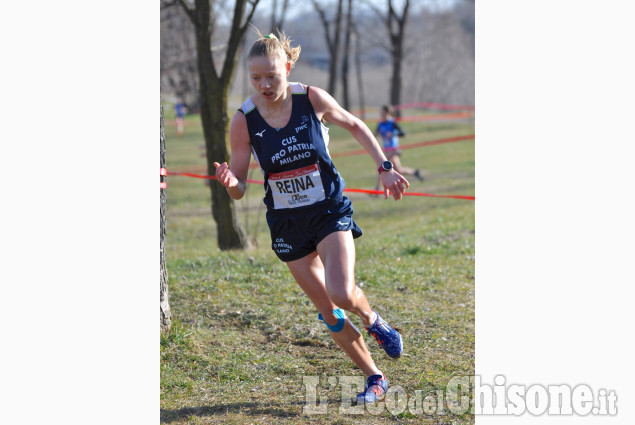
[241,83,345,211]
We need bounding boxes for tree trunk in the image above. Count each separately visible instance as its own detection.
[327,0,343,96]
[390,43,402,110]
[271,0,278,32]
[312,0,343,97]
[190,0,252,250]
[340,0,352,111]
[353,25,365,121]
[160,103,172,334]
[205,84,249,249]
[386,0,410,116]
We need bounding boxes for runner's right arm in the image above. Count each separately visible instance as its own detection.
[214,111,251,200]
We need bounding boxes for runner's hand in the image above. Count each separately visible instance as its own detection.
[214,162,239,188]
[380,170,410,201]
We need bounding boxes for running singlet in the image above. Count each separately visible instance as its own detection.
[376,118,400,150]
[175,102,186,118]
[241,83,345,211]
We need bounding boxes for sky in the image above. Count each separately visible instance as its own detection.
[221,0,463,23]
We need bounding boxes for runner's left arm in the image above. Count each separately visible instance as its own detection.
[308,86,409,200]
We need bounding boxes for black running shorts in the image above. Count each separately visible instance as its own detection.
[265,195,363,262]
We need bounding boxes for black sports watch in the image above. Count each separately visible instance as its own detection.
[378,160,393,174]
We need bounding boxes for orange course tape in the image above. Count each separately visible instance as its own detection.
[164,171,474,201]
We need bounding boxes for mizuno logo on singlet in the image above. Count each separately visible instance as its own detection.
[255,129,266,137]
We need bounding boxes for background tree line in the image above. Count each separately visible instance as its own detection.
[161,0,474,116]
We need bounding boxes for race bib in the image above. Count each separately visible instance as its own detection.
[268,164,325,209]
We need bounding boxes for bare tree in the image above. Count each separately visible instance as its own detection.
[366,0,410,113]
[310,0,344,96]
[270,0,291,33]
[351,23,366,119]
[161,2,200,111]
[160,104,172,334]
[404,4,474,106]
[171,0,260,250]
[385,0,410,112]
[340,0,353,110]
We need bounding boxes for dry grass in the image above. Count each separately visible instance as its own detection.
[161,108,475,424]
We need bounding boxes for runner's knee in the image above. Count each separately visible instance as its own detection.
[318,308,346,332]
[327,287,357,311]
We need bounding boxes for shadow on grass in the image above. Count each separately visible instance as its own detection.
[160,400,306,423]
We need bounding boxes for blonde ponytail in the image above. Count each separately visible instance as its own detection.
[248,28,301,67]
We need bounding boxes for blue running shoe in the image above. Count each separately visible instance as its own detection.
[356,373,388,404]
[365,310,403,359]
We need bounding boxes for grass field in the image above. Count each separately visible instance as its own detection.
[160,107,475,424]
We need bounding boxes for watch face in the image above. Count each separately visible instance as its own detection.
[382,161,393,171]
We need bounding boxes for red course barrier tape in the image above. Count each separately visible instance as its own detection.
[160,168,167,188]
[364,112,473,124]
[165,171,474,201]
[332,134,474,158]
[394,101,475,111]
[247,133,474,168]
[166,171,263,186]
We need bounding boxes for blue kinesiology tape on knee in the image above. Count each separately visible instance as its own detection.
[318,308,346,333]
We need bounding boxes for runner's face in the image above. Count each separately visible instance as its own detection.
[248,54,290,102]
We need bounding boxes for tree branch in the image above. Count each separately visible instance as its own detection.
[243,0,261,31]
[277,0,291,30]
[221,0,261,84]
[237,0,260,43]
[359,0,385,22]
[310,0,333,50]
[175,0,197,26]
[399,0,410,37]
[160,0,178,11]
